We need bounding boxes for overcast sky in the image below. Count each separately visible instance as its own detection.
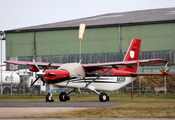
[0,0,175,62]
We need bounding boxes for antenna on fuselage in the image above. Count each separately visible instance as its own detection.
[79,23,86,62]
[79,59,82,64]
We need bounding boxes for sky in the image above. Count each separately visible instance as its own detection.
[0,0,175,63]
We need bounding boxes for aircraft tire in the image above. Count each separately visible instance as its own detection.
[59,92,67,102]
[99,92,109,102]
[45,93,54,102]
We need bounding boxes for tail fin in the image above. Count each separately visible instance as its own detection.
[120,38,141,73]
[123,38,141,61]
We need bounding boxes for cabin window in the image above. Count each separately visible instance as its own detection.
[109,72,113,76]
[95,70,100,75]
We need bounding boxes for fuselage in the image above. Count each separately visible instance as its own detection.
[45,67,137,92]
[53,76,136,91]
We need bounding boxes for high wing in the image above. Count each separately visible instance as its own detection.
[4,59,168,69]
[4,60,63,68]
[82,58,170,76]
[82,59,168,69]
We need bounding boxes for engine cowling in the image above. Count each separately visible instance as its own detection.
[44,69,70,81]
[29,66,39,72]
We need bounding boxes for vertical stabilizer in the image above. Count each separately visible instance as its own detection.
[123,38,141,61]
[121,38,141,72]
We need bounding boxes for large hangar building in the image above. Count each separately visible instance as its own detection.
[4,8,175,70]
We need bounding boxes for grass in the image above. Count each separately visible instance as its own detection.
[1,93,175,118]
[27,103,175,118]
[0,93,46,101]
[1,92,174,102]
[0,92,175,102]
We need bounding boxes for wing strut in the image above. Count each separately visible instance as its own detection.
[85,67,113,87]
[164,62,169,72]
[137,62,140,75]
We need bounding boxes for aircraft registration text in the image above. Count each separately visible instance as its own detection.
[116,77,125,82]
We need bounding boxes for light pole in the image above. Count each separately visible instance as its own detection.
[0,31,5,95]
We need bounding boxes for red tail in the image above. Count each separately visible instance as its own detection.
[121,38,141,72]
[123,38,141,61]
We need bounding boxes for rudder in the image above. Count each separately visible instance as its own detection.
[123,38,141,61]
[120,38,141,73]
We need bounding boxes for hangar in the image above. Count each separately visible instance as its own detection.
[4,7,175,70]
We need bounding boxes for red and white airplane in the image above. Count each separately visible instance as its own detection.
[4,24,170,102]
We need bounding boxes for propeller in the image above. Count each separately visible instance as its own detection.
[33,59,40,71]
[30,59,52,89]
[31,76,40,87]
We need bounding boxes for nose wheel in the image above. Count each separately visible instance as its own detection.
[45,93,54,102]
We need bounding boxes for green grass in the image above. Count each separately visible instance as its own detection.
[0,92,175,102]
[27,103,175,118]
[0,93,46,101]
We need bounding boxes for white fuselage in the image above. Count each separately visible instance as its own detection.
[53,76,136,92]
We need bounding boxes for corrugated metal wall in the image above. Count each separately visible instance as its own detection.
[7,50,175,70]
[5,22,175,69]
[121,23,175,52]
[35,27,119,56]
[6,32,34,57]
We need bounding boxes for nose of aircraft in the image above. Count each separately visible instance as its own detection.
[36,70,45,76]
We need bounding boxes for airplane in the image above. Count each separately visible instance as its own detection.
[4,24,170,102]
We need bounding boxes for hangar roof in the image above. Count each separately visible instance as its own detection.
[5,7,175,32]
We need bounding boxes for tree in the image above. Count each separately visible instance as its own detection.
[135,70,175,94]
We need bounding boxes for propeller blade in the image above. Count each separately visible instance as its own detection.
[33,59,40,71]
[79,23,86,40]
[32,60,51,89]
[41,76,50,89]
[43,62,52,71]
[48,62,52,67]
[31,76,40,87]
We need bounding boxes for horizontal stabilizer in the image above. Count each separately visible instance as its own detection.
[131,72,171,76]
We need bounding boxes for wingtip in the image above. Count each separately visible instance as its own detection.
[162,72,171,76]
[164,60,169,64]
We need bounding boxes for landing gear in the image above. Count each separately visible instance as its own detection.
[99,92,109,102]
[46,88,109,102]
[59,92,70,102]
[45,93,54,102]
[88,86,109,102]
[59,89,76,102]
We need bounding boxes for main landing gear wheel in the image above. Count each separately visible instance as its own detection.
[59,92,70,102]
[99,92,109,102]
[45,93,54,102]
